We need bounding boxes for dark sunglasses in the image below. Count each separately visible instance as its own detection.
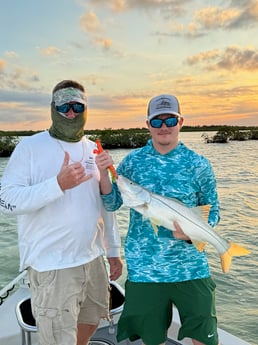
[56,103,85,113]
[150,116,179,128]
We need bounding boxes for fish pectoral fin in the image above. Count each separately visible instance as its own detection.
[220,242,251,273]
[152,223,159,235]
[192,240,207,252]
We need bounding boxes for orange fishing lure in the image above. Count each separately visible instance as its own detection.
[93,139,118,181]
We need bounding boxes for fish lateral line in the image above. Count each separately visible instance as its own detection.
[150,192,212,233]
[116,175,251,273]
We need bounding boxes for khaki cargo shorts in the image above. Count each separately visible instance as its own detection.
[28,256,109,345]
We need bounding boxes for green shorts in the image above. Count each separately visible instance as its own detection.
[117,277,218,345]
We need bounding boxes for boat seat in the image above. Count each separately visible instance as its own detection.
[15,298,36,345]
[109,280,125,316]
[15,281,125,345]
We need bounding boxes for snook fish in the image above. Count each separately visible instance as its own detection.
[116,175,250,273]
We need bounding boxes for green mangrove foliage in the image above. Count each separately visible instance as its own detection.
[202,128,258,143]
[1,126,257,156]
[87,128,151,149]
[0,134,20,157]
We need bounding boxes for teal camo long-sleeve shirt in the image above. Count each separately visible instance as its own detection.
[101,139,220,283]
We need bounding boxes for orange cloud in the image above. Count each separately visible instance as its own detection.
[195,7,240,29]
[186,46,258,72]
[80,11,101,32]
[39,46,62,56]
[0,58,7,72]
[95,37,113,49]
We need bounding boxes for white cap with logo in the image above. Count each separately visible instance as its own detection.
[147,94,181,121]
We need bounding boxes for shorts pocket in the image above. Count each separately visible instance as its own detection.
[37,307,58,344]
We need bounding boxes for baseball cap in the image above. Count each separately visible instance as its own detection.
[147,94,181,121]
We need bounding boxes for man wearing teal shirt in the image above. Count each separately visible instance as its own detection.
[96,94,220,345]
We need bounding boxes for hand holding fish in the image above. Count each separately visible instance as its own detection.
[173,221,191,241]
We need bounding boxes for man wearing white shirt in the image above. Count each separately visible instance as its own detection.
[0,80,122,345]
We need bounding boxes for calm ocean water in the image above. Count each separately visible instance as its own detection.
[0,132,257,345]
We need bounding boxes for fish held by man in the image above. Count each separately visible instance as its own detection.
[116,175,250,273]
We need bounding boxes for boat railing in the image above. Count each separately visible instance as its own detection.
[0,270,28,306]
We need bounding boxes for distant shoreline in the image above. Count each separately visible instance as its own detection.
[1,125,257,157]
[1,124,258,137]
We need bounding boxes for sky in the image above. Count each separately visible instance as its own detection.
[0,0,258,130]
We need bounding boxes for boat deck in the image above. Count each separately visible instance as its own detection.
[0,284,189,345]
[0,275,252,345]
[90,323,182,345]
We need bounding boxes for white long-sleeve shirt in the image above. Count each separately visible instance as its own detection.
[0,131,121,272]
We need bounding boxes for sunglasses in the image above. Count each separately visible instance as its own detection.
[56,103,85,113]
[150,116,179,128]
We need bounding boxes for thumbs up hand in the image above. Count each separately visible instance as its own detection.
[57,152,93,191]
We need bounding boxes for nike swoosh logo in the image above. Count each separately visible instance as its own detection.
[208,333,214,338]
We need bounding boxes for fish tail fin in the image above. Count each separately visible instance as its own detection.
[220,242,251,273]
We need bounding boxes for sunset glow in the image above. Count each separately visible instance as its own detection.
[0,0,258,130]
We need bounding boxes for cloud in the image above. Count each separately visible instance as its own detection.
[215,46,258,71]
[0,104,48,126]
[94,37,113,50]
[0,58,7,73]
[0,89,51,129]
[89,0,189,13]
[194,7,241,29]
[186,50,220,65]
[80,10,101,32]
[79,10,113,51]
[81,73,107,86]
[92,0,128,13]
[228,0,258,28]
[193,1,258,32]
[194,2,258,30]
[186,46,258,72]
[152,2,258,38]
[0,89,49,105]
[0,65,41,91]
[5,51,19,59]
[39,46,62,56]
[153,21,205,38]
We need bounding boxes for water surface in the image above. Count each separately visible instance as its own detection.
[0,132,257,344]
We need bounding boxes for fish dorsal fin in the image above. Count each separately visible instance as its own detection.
[193,205,211,222]
[201,205,211,222]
